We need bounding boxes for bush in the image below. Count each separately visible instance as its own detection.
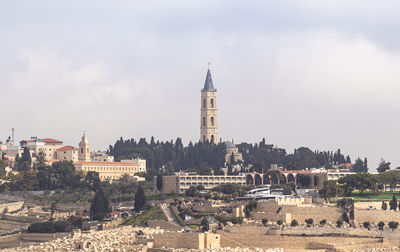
[277,220,283,226]
[382,201,387,210]
[378,221,385,231]
[389,221,399,231]
[27,221,71,233]
[319,219,327,226]
[262,218,268,226]
[290,219,298,227]
[305,218,314,227]
[336,220,343,228]
[363,221,371,229]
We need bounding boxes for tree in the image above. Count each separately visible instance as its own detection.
[353,158,368,173]
[290,219,298,227]
[319,180,341,202]
[185,186,197,197]
[382,201,388,210]
[336,220,343,228]
[90,187,110,220]
[389,221,399,231]
[298,174,311,188]
[378,221,385,231]
[305,218,314,227]
[200,218,209,231]
[277,220,283,226]
[156,175,163,192]
[262,218,268,226]
[313,175,319,188]
[390,195,397,211]
[377,158,391,173]
[319,219,327,226]
[134,185,146,212]
[363,221,371,230]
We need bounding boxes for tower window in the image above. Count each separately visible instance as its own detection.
[203,117,206,126]
[211,117,215,126]
[210,98,214,108]
[203,98,206,108]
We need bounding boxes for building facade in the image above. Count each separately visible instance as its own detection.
[156,172,246,194]
[200,64,218,144]
[224,141,243,164]
[55,146,79,163]
[78,133,91,162]
[120,158,146,173]
[74,161,140,181]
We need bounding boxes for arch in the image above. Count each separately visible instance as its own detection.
[263,174,270,185]
[211,135,215,144]
[211,117,215,126]
[203,98,206,108]
[203,117,206,126]
[287,173,295,183]
[295,174,301,185]
[280,174,287,184]
[255,174,262,186]
[246,174,254,185]
[210,98,214,108]
[271,174,279,185]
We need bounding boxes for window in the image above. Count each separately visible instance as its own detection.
[203,98,206,108]
[210,98,214,108]
[203,117,206,126]
[211,117,214,126]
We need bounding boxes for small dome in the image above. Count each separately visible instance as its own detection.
[225,141,236,149]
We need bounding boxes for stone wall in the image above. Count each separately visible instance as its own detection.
[0,202,23,214]
[355,209,400,224]
[153,232,220,250]
[153,232,203,249]
[252,201,342,224]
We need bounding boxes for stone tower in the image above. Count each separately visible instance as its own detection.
[200,64,218,144]
[78,133,91,162]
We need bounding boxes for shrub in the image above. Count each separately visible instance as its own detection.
[319,219,327,226]
[378,221,385,231]
[363,221,371,229]
[27,221,71,233]
[290,219,298,227]
[342,212,349,223]
[381,201,387,210]
[336,220,343,228]
[389,221,399,231]
[262,218,268,226]
[305,218,314,227]
[277,220,283,226]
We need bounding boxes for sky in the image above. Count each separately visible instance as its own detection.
[1,0,400,171]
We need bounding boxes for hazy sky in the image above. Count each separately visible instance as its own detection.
[1,1,400,171]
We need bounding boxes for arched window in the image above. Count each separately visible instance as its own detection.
[203,98,206,108]
[211,135,215,144]
[210,98,214,108]
[211,117,214,126]
[203,117,206,126]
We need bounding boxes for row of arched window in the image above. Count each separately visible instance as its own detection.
[203,98,215,108]
[202,116,215,126]
[202,135,215,144]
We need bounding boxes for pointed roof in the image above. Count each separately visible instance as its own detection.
[202,66,216,91]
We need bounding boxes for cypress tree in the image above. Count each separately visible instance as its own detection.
[134,185,146,212]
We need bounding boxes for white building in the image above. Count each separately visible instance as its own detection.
[120,158,146,173]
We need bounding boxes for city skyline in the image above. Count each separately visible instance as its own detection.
[2,1,400,170]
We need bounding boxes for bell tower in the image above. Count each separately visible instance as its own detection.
[78,132,91,162]
[200,63,218,144]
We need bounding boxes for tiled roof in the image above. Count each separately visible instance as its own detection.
[56,146,78,151]
[43,138,63,143]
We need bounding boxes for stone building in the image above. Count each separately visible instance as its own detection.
[74,161,140,181]
[200,64,218,144]
[55,146,79,162]
[155,172,246,194]
[78,133,91,162]
[224,141,243,164]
